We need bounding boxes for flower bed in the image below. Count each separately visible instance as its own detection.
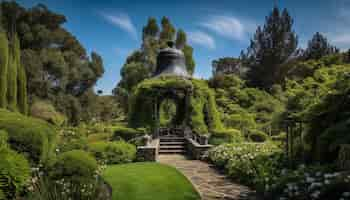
[208,142,350,199]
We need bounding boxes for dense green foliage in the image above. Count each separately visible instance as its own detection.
[88,141,136,164]
[113,125,146,141]
[0,131,30,200]
[49,150,98,184]
[209,74,283,138]
[102,163,200,200]
[0,2,106,124]
[128,76,223,135]
[0,109,56,163]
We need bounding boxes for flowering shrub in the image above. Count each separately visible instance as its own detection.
[208,142,283,192]
[26,161,108,200]
[208,142,350,199]
[267,166,350,200]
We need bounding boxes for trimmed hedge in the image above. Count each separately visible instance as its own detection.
[209,129,243,145]
[0,109,57,164]
[49,150,98,184]
[113,125,146,141]
[88,141,136,164]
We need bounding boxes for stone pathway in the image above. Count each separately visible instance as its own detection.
[159,155,259,200]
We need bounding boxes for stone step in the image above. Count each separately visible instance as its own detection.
[160,145,185,149]
[159,149,185,154]
[159,137,185,143]
[160,141,185,145]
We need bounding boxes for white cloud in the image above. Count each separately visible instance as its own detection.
[101,12,137,40]
[187,31,216,50]
[200,15,254,41]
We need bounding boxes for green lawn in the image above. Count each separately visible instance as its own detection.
[102,162,200,200]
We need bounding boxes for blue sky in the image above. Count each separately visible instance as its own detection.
[17,0,350,94]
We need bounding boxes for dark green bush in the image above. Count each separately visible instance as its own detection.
[113,125,146,141]
[247,129,269,142]
[0,147,30,199]
[0,109,57,164]
[49,150,98,185]
[209,129,243,145]
[88,141,136,164]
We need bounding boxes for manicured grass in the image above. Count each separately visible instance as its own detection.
[102,162,200,200]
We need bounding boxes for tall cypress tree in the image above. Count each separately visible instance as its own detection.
[0,31,8,108]
[0,3,9,109]
[16,35,27,115]
[7,35,18,111]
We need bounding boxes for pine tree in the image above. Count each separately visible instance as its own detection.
[346,49,350,63]
[159,17,176,43]
[304,32,338,60]
[7,35,18,111]
[17,35,27,114]
[0,30,8,108]
[175,29,186,49]
[241,7,298,89]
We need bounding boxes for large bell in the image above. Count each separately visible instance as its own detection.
[153,41,190,78]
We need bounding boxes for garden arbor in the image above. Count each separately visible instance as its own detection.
[128,42,222,137]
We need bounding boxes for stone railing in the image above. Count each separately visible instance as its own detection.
[184,129,212,159]
[136,135,159,162]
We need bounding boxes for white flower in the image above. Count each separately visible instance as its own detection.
[311,190,320,198]
[307,177,316,183]
[343,192,350,197]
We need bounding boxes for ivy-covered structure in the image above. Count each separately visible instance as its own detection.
[128,42,222,136]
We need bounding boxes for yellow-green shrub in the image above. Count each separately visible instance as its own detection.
[0,109,57,164]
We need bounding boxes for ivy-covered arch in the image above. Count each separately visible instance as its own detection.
[128,76,223,135]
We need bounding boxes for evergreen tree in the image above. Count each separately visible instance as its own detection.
[142,17,159,40]
[175,29,186,49]
[7,35,18,111]
[0,30,8,108]
[241,7,298,89]
[304,32,338,60]
[17,35,27,114]
[159,17,176,43]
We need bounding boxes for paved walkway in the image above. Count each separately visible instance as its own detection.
[159,155,258,200]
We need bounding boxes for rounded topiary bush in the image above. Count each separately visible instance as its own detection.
[210,129,243,145]
[88,141,136,164]
[0,147,30,200]
[247,129,269,142]
[49,150,98,184]
[0,109,57,164]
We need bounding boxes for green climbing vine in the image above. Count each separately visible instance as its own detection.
[128,75,223,135]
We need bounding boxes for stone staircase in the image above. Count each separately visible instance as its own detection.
[159,136,186,154]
